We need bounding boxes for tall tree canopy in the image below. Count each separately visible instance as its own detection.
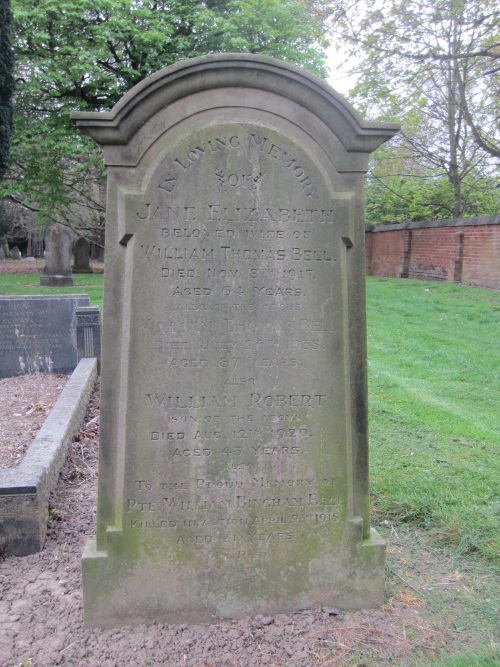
[324,0,500,221]
[0,0,15,179]
[3,0,327,230]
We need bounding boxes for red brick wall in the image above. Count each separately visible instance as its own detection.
[365,217,500,289]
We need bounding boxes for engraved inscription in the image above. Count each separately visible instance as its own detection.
[122,123,349,558]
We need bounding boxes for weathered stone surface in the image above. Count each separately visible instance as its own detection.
[72,54,399,627]
[10,246,21,260]
[0,295,90,378]
[40,224,74,287]
[73,237,93,273]
[0,248,5,261]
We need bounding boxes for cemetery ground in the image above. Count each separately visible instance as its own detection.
[0,270,498,666]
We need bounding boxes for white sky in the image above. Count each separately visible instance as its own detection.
[325,43,359,97]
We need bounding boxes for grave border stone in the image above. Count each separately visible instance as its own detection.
[0,358,98,556]
[72,54,400,627]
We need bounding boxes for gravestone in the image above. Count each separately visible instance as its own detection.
[10,246,21,260]
[72,54,399,627]
[40,223,74,286]
[0,294,90,378]
[73,236,93,273]
[76,305,101,365]
[0,248,5,261]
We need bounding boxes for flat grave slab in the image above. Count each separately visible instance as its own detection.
[0,295,90,378]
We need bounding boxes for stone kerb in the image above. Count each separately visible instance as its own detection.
[0,357,98,556]
[72,54,400,627]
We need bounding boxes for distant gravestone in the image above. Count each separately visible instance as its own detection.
[0,294,90,378]
[72,55,399,627]
[40,224,74,287]
[0,248,5,261]
[10,246,21,260]
[73,237,93,273]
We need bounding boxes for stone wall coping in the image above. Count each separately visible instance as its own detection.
[366,215,500,233]
[0,294,89,302]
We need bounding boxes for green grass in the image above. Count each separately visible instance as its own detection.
[421,651,500,666]
[0,272,104,310]
[1,272,498,564]
[367,278,500,563]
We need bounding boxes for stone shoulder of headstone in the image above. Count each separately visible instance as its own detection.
[72,54,400,627]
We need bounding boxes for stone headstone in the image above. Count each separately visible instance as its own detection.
[73,237,93,273]
[0,247,5,261]
[0,294,90,378]
[72,54,399,627]
[10,246,21,260]
[76,306,101,365]
[40,224,74,287]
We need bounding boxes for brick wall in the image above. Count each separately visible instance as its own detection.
[365,216,500,289]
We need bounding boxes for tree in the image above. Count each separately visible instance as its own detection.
[323,0,500,219]
[3,0,327,231]
[0,0,15,178]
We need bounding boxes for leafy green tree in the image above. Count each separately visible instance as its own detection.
[3,0,327,229]
[0,0,15,178]
[323,0,500,220]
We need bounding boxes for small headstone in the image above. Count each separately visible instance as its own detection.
[0,248,5,261]
[76,306,101,365]
[72,55,399,627]
[0,294,90,377]
[73,237,93,273]
[40,224,74,287]
[10,246,21,260]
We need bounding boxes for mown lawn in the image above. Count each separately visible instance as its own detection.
[0,271,104,311]
[366,278,499,563]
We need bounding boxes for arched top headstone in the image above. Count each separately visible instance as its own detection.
[73,236,93,274]
[72,54,399,171]
[40,224,74,287]
[72,55,399,627]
